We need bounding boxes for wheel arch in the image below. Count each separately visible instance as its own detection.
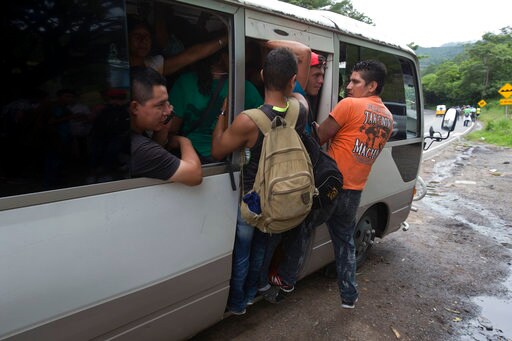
[369,202,389,238]
[354,202,390,268]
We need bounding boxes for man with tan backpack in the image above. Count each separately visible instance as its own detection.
[211,47,311,315]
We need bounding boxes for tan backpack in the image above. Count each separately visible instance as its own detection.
[240,98,315,233]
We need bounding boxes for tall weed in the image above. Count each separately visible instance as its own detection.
[467,104,512,147]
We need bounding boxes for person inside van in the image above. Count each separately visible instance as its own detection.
[130,66,202,185]
[305,52,327,125]
[128,17,227,77]
[168,48,263,163]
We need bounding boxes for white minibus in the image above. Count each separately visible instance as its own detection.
[0,0,424,339]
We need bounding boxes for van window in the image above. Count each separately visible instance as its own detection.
[127,1,236,165]
[338,43,420,141]
[0,0,130,198]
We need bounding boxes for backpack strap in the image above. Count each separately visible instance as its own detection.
[244,97,301,134]
[243,108,272,135]
[183,77,227,137]
[285,97,300,129]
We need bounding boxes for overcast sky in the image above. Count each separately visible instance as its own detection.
[350,0,511,47]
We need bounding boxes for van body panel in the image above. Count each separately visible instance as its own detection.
[1,175,238,339]
[245,9,335,53]
[6,255,230,340]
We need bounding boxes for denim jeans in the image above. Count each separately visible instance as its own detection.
[258,196,342,287]
[258,221,310,287]
[326,189,362,303]
[227,208,268,312]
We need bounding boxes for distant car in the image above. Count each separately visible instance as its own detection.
[436,104,446,116]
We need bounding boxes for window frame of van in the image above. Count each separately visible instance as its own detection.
[0,0,241,211]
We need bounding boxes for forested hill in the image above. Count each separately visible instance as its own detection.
[416,44,466,70]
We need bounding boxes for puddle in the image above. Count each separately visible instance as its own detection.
[460,275,512,340]
[474,292,512,335]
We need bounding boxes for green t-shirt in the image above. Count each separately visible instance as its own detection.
[170,72,263,157]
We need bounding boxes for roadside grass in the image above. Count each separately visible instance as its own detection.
[466,102,512,147]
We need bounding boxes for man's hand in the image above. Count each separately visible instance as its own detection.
[153,114,174,147]
[167,135,202,186]
[168,135,185,150]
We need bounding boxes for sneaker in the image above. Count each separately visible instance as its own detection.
[269,274,295,293]
[258,283,271,292]
[341,297,358,309]
[226,307,246,315]
[261,285,287,304]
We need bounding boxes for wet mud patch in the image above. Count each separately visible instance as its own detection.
[420,140,512,340]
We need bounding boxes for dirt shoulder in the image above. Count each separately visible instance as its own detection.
[193,139,512,341]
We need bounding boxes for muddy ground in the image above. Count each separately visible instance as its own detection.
[193,139,512,341]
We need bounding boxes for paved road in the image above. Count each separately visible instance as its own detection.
[423,109,478,159]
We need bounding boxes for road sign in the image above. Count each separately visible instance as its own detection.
[498,83,512,99]
[500,99,512,106]
[478,100,487,107]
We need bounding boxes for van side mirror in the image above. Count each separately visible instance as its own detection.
[424,107,458,151]
[441,108,457,132]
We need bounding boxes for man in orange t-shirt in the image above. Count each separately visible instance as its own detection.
[315,60,393,309]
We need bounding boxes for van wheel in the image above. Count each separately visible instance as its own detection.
[354,210,376,268]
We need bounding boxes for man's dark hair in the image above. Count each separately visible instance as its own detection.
[130,66,167,104]
[352,60,387,95]
[262,48,297,91]
[316,55,327,68]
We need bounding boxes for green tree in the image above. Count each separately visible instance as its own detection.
[464,28,512,101]
[422,26,512,106]
[284,0,374,24]
[425,62,461,104]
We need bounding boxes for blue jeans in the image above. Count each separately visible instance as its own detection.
[227,208,268,312]
[326,189,361,303]
[258,196,341,287]
[258,221,310,287]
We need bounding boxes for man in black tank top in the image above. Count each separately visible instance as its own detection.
[211,46,310,315]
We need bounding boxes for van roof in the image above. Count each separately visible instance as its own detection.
[233,0,416,55]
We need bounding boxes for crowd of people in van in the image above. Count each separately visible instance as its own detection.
[127,12,394,315]
[0,10,393,314]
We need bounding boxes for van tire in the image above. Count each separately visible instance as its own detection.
[322,208,377,278]
[354,209,376,268]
